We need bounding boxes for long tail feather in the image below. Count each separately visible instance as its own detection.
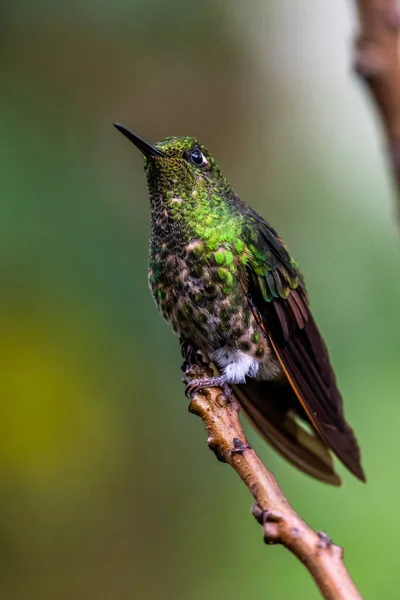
[233,379,342,485]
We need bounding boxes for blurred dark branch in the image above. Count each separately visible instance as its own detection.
[354,0,400,224]
[185,365,363,600]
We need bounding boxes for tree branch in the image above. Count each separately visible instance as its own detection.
[354,0,400,223]
[184,365,362,600]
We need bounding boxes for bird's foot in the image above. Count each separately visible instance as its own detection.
[185,375,232,399]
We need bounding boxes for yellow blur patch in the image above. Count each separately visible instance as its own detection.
[0,312,116,482]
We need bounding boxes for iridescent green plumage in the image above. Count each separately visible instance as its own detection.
[146,136,294,372]
[114,124,365,486]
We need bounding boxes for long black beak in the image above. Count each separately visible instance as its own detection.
[113,123,165,157]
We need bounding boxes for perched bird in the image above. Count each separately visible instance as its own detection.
[114,123,365,485]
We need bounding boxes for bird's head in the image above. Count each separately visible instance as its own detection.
[114,124,230,202]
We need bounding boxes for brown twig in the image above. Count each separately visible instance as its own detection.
[354,0,400,223]
[185,365,363,600]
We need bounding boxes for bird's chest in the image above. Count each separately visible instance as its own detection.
[148,243,248,349]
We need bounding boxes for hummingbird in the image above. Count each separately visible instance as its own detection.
[114,123,365,485]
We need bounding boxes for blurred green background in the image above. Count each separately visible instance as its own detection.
[1,1,399,598]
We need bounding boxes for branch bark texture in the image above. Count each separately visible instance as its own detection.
[354,0,400,222]
[185,365,363,600]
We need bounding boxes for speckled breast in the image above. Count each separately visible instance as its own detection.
[148,238,270,363]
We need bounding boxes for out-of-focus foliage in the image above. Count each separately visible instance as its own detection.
[1,1,399,598]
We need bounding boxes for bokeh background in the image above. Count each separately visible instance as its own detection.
[2,1,399,598]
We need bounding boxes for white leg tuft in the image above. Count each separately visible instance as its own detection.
[211,346,259,384]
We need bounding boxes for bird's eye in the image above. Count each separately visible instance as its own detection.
[190,148,206,166]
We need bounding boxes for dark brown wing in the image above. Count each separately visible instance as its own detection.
[233,379,341,485]
[242,217,365,482]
